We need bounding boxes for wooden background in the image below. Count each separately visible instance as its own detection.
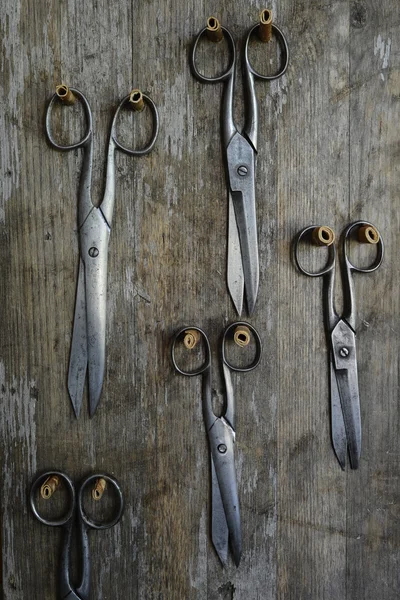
[1,0,399,598]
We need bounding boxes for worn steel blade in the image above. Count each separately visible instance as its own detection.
[227,191,244,316]
[211,456,229,566]
[68,258,88,418]
[330,355,347,470]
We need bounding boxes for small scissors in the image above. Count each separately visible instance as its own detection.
[294,221,384,469]
[190,13,289,315]
[172,322,262,566]
[30,471,124,599]
[46,85,159,417]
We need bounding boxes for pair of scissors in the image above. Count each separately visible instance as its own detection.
[46,85,159,417]
[30,471,124,599]
[172,322,262,566]
[294,221,384,469]
[190,12,289,315]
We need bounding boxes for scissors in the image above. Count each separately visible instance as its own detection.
[172,322,262,566]
[294,221,384,469]
[30,471,124,599]
[190,13,289,315]
[46,85,159,417]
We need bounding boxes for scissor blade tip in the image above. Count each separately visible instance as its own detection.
[233,548,242,567]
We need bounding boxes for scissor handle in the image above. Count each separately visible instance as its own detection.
[30,471,75,527]
[78,474,124,530]
[342,221,384,273]
[171,326,211,376]
[111,93,159,156]
[190,25,236,84]
[294,225,336,277]
[45,88,93,151]
[222,321,262,372]
[244,23,289,81]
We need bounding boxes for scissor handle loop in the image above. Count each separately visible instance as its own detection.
[222,321,262,372]
[45,88,93,151]
[244,23,289,81]
[171,326,211,376]
[30,471,75,527]
[78,473,124,530]
[342,221,384,273]
[190,26,236,84]
[294,225,336,277]
[112,93,159,156]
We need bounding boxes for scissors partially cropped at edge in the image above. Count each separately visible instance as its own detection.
[46,85,159,417]
[30,471,124,600]
[294,221,384,469]
[190,12,289,316]
[172,322,262,566]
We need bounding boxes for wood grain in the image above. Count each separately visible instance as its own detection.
[0,0,399,598]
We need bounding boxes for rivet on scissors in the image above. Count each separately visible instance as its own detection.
[206,16,224,42]
[312,226,335,247]
[184,329,201,350]
[237,165,248,177]
[258,9,273,42]
[40,475,60,499]
[88,247,99,258]
[92,478,107,501]
[129,89,145,112]
[55,84,76,106]
[339,347,349,358]
[234,325,251,347]
[358,225,380,244]
[218,444,227,454]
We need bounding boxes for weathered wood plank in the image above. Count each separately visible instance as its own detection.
[0,0,399,598]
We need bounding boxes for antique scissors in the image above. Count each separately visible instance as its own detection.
[172,322,262,565]
[46,85,159,417]
[190,13,289,315]
[30,471,124,599]
[294,221,384,469]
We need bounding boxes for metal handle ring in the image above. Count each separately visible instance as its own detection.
[30,471,75,527]
[45,88,93,151]
[244,23,289,81]
[190,26,236,83]
[294,225,336,277]
[112,93,159,156]
[171,326,211,376]
[78,474,124,530]
[342,221,384,273]
[222,321,262,372]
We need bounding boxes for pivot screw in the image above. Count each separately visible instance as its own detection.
[339,347,349,357]
[218,444,227,454]
[237,165,248,177]
[89,247,99,258]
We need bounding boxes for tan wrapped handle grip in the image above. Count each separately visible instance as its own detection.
[312,226,335,246]
[258,9,273,42]
[55,84,76,105]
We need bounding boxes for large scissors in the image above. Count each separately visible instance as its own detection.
[294,221,384,469]
[172,322,262,566]
[46,85,159,417]
[190,13,289,315]
[30,471,124,599]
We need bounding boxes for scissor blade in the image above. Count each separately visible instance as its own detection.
[80,207,111,417]
[68,259,88,418]
[211,455,229,566]
[227,191,244,316]
[331,320,361,469]
[330,355,347,470]
[209,417,242,566]
[226,132,259,315]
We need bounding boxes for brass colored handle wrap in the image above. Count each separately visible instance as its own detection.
[184,329,201,350]
[234,325,251,347]
[40,475,60,499]
[55,84,76,105]
[312,226,335,246]
[258,9,273,42]
[206,16,223,42]
[129,89,145,112]
[92,478,107,501]
[358,224,380,244]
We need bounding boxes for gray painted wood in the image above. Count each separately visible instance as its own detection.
[0,0,399,598]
